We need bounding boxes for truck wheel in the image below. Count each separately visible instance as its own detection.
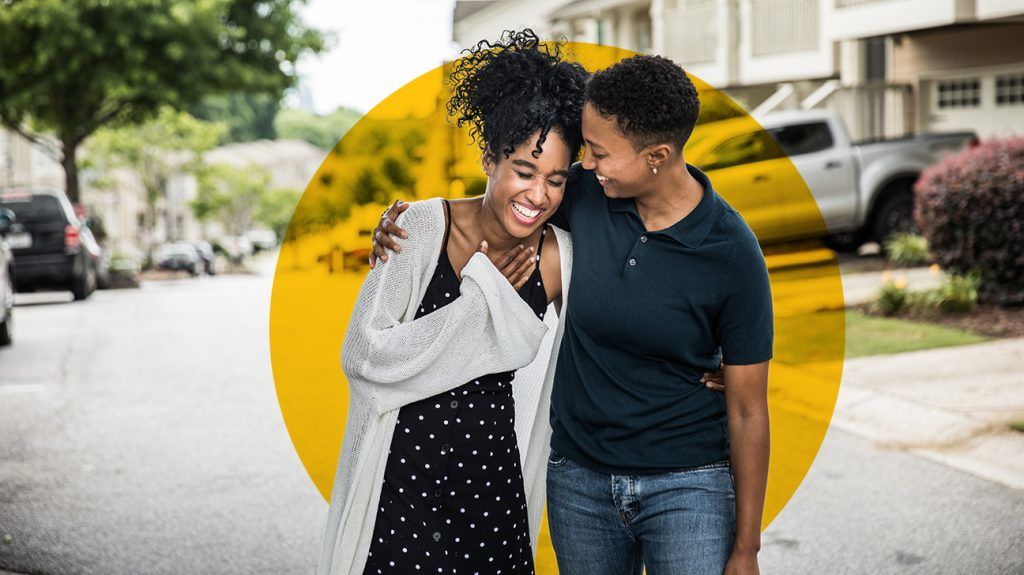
[872,186,916,246]
[825,229,867,253]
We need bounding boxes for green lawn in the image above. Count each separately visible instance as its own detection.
[844,310,988,358]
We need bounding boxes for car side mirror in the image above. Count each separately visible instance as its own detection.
[0,208,16,236]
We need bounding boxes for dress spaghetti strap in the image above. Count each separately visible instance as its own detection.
[441,198,453,249]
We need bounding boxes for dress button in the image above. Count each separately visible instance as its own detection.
[432,531,442,541]
[640,235,647,243]
[629,258,637,266]
[450,400,459,409]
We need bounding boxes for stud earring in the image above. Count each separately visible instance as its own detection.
[651,167,658,175]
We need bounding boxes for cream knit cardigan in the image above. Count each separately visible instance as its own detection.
[318,198,573,575]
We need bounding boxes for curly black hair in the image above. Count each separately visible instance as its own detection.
[447,29,589,162]
[585,55,700,151]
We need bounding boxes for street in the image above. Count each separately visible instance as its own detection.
[1,253,1022,574]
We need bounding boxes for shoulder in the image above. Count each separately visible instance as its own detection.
[397,198,445,235]
[370,199,446,273]
[713,208,768,289]
[566,162,601,196]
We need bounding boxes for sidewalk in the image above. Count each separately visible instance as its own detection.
[830,337,1024,489]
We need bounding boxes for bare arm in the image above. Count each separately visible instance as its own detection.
[724,361,770,575]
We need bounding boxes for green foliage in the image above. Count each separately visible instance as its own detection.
[256,187,302,240]
[930,272,980,313]
[274,106,361,149]
[464,177,487,197]
[191,92,280,143]
[192,162,270,236]
[0,0,324,201]
[380,156,415,191]
[872,270,980,317]
[884,233,931,267]
[88,107,224,242]
[352,167,390,206]
[873,280,911,316]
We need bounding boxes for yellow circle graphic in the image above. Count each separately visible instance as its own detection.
[270,43,845,573]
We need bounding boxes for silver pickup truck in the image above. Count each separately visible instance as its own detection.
[687,109,977,251]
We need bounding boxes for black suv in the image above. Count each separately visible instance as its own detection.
[0,188,99,301]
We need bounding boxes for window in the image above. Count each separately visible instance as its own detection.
[768,122,834,157]
[701,131,785,171]
[936,78,981,109]
[996,73,1024,106]
[0,194,64,223]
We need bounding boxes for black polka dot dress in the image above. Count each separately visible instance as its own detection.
[363,201,549,575]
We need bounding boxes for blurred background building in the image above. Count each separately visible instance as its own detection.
[454,0,1024,140]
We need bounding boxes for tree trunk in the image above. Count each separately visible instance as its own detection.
[61,137,80,203]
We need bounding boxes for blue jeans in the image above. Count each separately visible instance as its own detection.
[546,448,736,575]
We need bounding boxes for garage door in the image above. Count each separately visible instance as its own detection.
[923,68,1024,138]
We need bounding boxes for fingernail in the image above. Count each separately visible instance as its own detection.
[528,247,535,252]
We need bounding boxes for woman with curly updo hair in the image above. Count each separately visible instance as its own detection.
[318,30,587,575]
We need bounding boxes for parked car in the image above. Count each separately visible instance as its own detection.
[0,207,16,345]
[687,109,978,250]
[153,242,203,276]
[0,188,98,300]
[245,229,277,253]
[191,241,216,275]
[83,216,111,289]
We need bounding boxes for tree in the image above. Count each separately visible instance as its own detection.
[88,107,224,249]
[256,187,302,240]
[274,106,361,149]
[191,92,281,144]
[0,0,324,202]
[193,162,270,237]
[351,167,389,206]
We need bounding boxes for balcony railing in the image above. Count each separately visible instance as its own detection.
[664,0,718,65]
[751,0,819,56]
[835,0,894,7]
[820,82,914,141]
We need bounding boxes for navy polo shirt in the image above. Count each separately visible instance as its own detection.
[546,163,774,475]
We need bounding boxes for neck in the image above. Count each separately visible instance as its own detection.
[633,160,702,228]
[470,197,523,254]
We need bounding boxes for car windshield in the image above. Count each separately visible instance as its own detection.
[0,194,64,223]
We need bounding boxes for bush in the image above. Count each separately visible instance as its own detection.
[930,272,980,313]
[884,233,931,266]
[873,276,910,316]
[915,137,1024,305]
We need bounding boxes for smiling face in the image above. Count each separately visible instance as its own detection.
[482,129,572,239]
[581,102,659,199]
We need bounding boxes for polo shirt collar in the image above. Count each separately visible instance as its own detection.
[608,163,724,248]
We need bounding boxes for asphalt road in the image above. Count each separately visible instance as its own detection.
[0,253,1021,574]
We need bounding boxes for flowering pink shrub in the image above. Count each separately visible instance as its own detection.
[914,137,1024,305]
